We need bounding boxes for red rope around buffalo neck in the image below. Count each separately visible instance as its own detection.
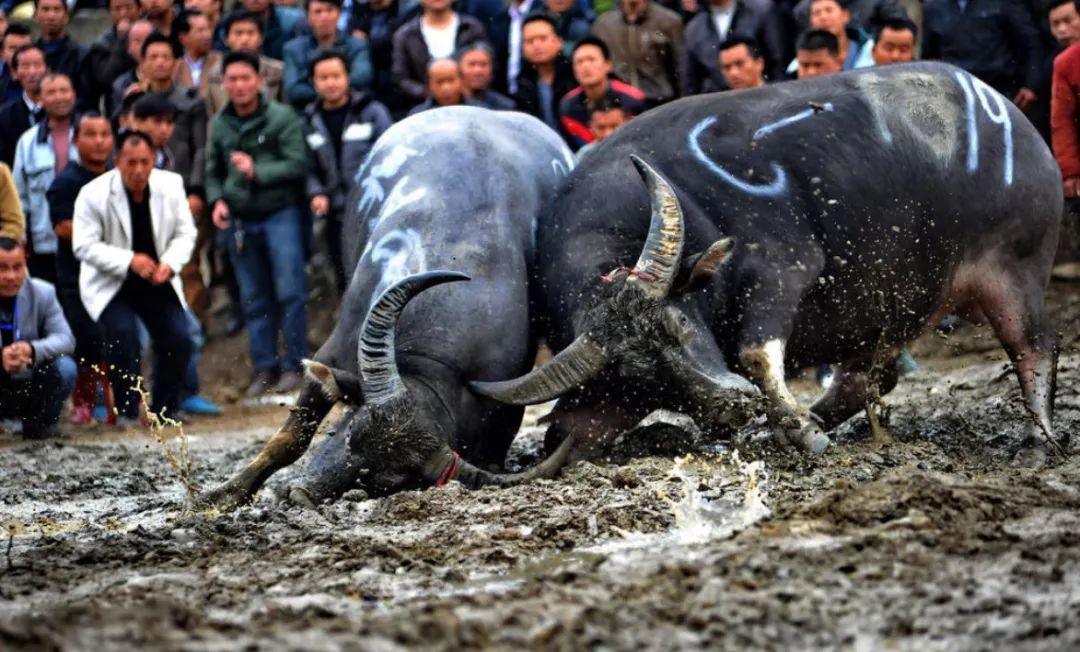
[435,450,461,487]
[601,266,658,283]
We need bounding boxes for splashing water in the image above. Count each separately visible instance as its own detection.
[133,377,199,511]
[664,451,771,544]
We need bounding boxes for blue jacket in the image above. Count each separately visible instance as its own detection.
[283,32,374,108]
[13,119,78,256]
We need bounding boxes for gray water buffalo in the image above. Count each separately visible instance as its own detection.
[475,62,1063,461]
[199,106,576,509]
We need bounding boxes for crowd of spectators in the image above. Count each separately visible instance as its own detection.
[0,0,1076,438]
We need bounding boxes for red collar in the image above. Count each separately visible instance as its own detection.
[435,450,461,486]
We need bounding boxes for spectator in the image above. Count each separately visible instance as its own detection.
[214,0,306,60]
[683,0,785,96]
[490,0,543,95]
[457,41,515,109]
[283,0,373,109]
[795,29,842,78]
[73,131,195,425]
[719,36,766,89]
[33,0,86,97]
[0,22,31,104]
[792,0,907,34]
[303,49,391,291]
[174,10,219,94]
[109,19,155,117]
[788,0,872,74]
[207,51,309,396]
[576,96,625,158]
[46,112,112,426]
[391,0,486,106]
[0,237,76,439]
[408,56,485,113]
[13,72,78,284]
[348,0,414,112]
[0,162,22,240]
[869,16,914,66]
[592,0,683,107]
[559,36,646,150]
[186,0,224,34]
[0,45,46,166]
[204,11,286,116]
[1051,3,1080,280]
[542,0,591,56]
[85,0,141,113]
[1050,0,1080,51]
[516,14,576,133]
[1034,1,1080,145]
[922,0,1042,108]
[141,0,179,43]
[115,88,144,131]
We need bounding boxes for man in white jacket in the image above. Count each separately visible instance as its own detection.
[72,130,196,425]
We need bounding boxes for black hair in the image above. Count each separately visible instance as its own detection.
[120,90,146,115]
[872,17,918,41]
[0,237,23,252]
[573,35,610,61]
[116,129,155,153]
[808,0,851,8]
[796,30,840,57]
[32,0,69,13]
[74,111,112,135]
[11,44,44,70]
[718,36,762,60]
[307,0,343,10]
[1049,0,1074,13]
[142,31,181,59]
[589,96,624,116]
[132,93,177,119]
[455,40,495,64]
[309,48,350,78]
[174,9,205,36]
[522,14,558,34]
[1,23,33,45]
[223,49,261,74]
[224,10,265,35]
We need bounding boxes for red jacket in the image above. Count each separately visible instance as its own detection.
[1052,43,1080,179]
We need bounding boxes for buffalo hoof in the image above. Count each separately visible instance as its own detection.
[1012,443,1051,468]
[774,414,830,454]
[285,486,318,509]
[195,483,250,512]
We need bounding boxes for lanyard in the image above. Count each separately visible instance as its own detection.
[0,300,20,342]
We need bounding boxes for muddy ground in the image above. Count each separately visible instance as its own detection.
[3,282,1080,651]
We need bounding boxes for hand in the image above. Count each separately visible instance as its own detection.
[123,81,143,99]
[188,194,205,216]
[151,262,173,285]
[1065,176,1080,199]
[212,200,230,229]
[1013,87,1036,111]
[130,253,157,279]
[230,151,255,180]
[116,19,131,38]
[352,29,367,40]
[54,219,73,241]
[310,195,329,217]
[2,342,31,374]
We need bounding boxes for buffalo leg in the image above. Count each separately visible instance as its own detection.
[285,426,362,507]
[197,382,334,510]
[810,346,901,432]
[740,339,830,453]
[976,273,1060,463]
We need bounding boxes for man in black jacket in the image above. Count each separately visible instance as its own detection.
[922,0,1043,107]
[84,0,141,113]
[682,0,786,96]
[0,23,32,105]
[302,50,391,291]
[391,0,487,107]
[0,44,45,167]
[515,15,576,136]
[33,0,87,99]
[348,0,416,113]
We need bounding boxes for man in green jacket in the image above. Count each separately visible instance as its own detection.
[208,50,309,397]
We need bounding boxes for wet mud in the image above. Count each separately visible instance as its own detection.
[4,284,1080,650]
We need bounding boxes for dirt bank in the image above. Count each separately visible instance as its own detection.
[2,283,1080,651]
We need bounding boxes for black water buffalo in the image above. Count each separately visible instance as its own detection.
[199,106,577,509]
[475,62,1062,461]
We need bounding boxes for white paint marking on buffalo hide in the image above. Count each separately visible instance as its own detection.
[752,103,834,141]
[689,116,788,198]
[356,144,420,216]
[370,228,427,299]
[954,71,1013,186]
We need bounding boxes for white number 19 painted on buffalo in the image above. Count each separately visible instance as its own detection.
[954,71,1014,187]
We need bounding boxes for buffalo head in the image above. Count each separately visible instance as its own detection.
[471,155,759,428]
[304,272,574,496]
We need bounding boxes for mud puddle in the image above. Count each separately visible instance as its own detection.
[3,287,1080,649]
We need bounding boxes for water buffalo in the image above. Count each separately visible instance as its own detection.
[199,106,577,509]
[475,62,1062,462]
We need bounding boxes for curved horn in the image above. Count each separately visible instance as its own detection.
[424,432,577,489]
[360,271,471,404]
[469,334,608,405]
[628,154,686,300]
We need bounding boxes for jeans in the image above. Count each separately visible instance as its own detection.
[98,281,192,418]
[226,205,308,372]
[143,309,203,400]
[0,355,77,435]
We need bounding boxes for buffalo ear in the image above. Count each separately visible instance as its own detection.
[674,238,734,294]
[302,360,364,405]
